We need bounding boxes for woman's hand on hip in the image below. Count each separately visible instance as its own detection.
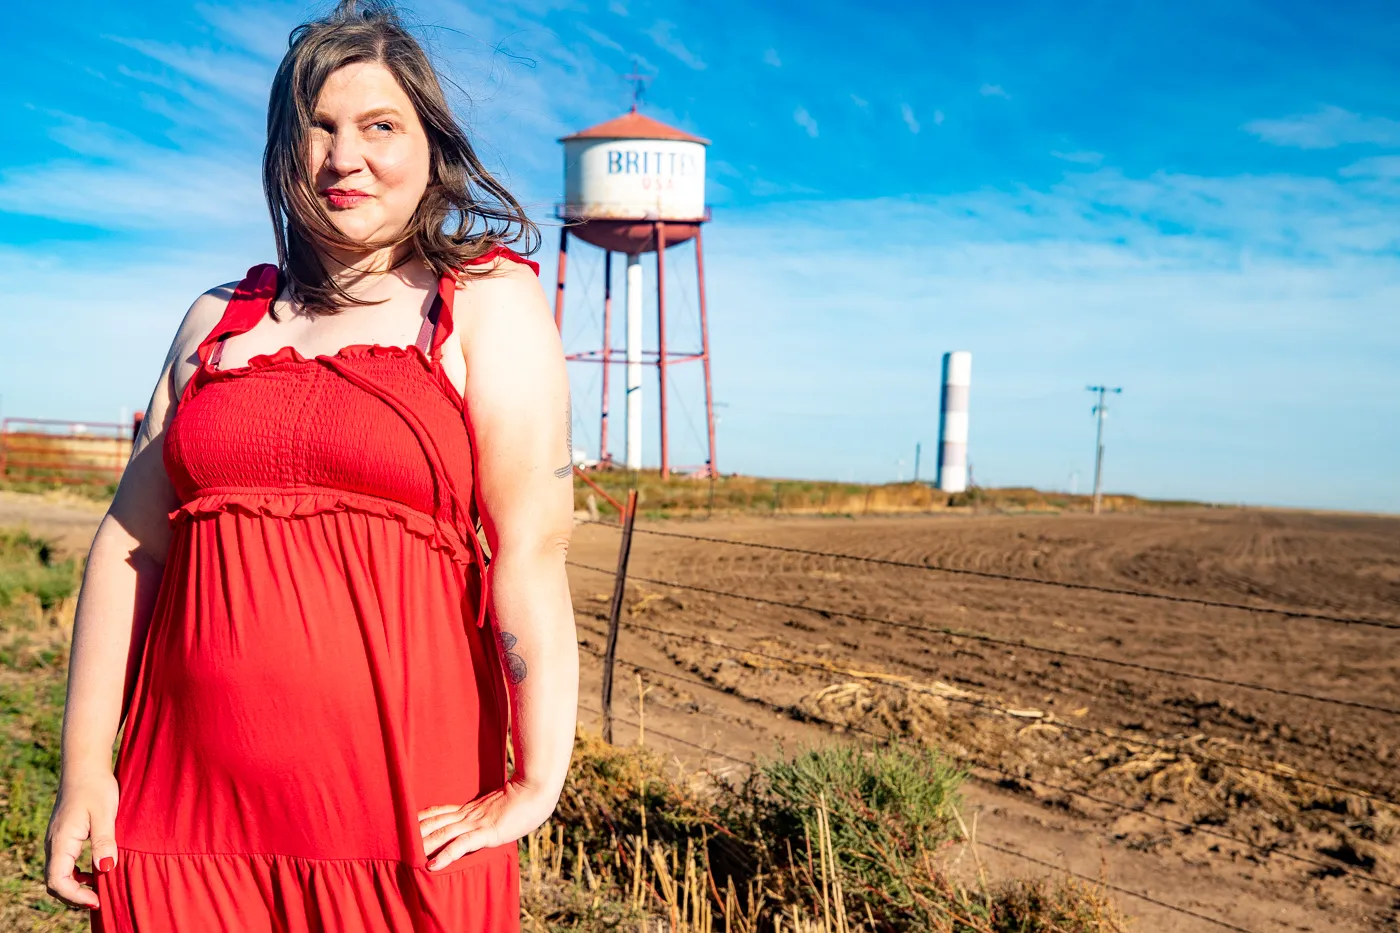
[45,769,119,909]
[418,781,556,870]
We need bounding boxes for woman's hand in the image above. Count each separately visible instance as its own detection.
[45,769,119,909]
[418,781,556,870]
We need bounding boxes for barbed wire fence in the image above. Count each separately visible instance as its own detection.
[566,500,1399,933]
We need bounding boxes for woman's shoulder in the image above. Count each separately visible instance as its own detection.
[161,277,251,398]
[452,247,547,324]
[451,247,557,363]
[172,280,242,355]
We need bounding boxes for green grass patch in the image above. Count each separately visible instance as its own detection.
[0,530,80,617]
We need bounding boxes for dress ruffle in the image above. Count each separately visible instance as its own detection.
[94,846,519,933]
[170,488,476,568]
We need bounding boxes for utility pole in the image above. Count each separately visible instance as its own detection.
[1086,385,1122,515]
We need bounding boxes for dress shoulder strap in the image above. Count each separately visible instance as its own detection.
[198,264,280,368]
[418,245,540,360]
[473,244,540,277]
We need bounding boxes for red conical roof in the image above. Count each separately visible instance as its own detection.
[559,110,710,145]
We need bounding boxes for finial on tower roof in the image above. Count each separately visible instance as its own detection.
[623,59,651,113]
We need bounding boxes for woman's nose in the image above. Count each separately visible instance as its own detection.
[325,131,366,176]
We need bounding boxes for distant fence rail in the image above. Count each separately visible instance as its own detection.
[1,417,136,485]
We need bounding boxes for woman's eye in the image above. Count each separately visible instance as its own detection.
[369,121,394,133]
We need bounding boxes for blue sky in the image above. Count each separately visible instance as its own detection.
[2,0,1398,511]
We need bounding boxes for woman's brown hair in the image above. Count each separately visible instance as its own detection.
[264,0,538,314]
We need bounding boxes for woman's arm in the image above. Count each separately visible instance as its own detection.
[418,261,578,868]
[45,287,231,909]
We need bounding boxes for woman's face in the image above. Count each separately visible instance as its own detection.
[309,61,431,249]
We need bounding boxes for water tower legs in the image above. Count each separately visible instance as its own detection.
[655,222,670,480]
[625,253,643,470]
[695,228,717,477]
[599,251,612,464]
[553,227,568,330]
[555,219,718,479]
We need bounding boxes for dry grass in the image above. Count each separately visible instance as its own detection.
[523,731,1130,932]
[573,471,1210,520]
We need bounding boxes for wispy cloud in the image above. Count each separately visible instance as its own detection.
[747,177,822,198]
[1341,155,1400,178]
[979,83,1010,99]
[577,24,626,53]
[763,48,781,67]
[0,113,262,231]
[107,35,275,106]
[190,3,294,61]
[1051,149,1104,165]
[900,102,920,134]
[1243,105,1400,149]
[793,105,818,138]
[850,93,868,110]
[647,20,705,69]
[933,109,945,126]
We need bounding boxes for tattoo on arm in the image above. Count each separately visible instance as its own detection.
[499,631,528,684]
[553,398,573,479]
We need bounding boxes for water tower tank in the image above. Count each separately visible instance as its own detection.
[559,110,710,254]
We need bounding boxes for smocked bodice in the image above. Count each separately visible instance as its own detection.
[165,344,473,522]
[155,251,540,629]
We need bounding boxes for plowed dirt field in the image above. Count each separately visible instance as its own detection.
[568,507,1400,932]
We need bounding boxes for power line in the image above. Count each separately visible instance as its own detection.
[578,520,1398,630]
[567,560,1400,717]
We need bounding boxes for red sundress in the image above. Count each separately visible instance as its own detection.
[94,248,540,932]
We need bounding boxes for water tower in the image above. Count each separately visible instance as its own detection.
[936,351,972,493]
[554,107,716,479]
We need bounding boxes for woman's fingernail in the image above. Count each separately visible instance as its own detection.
[98,857,114,872]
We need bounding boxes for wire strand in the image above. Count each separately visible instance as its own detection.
[567,560,1400,717]
[579,520,1399,631]
[575,660,1267,933]
[580,644,1400,892]
[975,840,1260,933]
[576,700,751,765]
[570,584,1397,806]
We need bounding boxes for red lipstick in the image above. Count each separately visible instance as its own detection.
[322,187,371,208]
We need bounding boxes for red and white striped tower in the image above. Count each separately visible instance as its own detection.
[554,108,716,480]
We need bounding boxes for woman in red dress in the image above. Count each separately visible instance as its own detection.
[43,3,578,930]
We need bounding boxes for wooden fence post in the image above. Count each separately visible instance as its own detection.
[601,488,639,743]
